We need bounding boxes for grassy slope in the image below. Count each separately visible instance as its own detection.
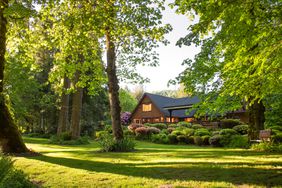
[13,137,282,188]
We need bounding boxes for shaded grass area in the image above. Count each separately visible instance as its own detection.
[13,137,282,188]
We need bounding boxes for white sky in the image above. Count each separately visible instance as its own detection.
[122,0,200,92]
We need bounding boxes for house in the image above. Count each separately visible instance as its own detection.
[130,93,249,124]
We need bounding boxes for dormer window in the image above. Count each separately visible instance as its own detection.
[142,103,152,112]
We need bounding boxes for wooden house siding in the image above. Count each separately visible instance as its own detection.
[131,96,165,123]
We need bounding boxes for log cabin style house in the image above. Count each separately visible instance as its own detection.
[130,93,249,124]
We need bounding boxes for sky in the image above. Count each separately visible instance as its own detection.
[122,0,200,92]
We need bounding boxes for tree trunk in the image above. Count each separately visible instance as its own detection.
[0,1,28,153]
[105,31,123,141]
[249,99,265,139]
[70,72,83,139]
[57,76,70,136]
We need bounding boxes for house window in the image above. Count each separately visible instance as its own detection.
[142,103,152,112]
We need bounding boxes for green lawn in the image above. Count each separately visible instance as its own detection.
[13,137,282,188]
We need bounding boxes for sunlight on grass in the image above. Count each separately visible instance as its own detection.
[12,137,282,188]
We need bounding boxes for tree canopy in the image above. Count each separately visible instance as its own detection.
[172,0,282,116]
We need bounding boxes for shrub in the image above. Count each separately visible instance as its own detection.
[272,133,282,143]
[177,121,192,128]
[211,131,220,136]
[171,130,183,136]
[128,123,143,132]
[177,135,187,144]
[151,134,169,144]
[25,133,51,139]
[147,123,167,130]
[220,119,243,129]
[194,128,210,136]
[219,129,238,137]
[123,129,135,137]
[0,155,34,188]
[194,136,203,146]
[135,127,149,140]
[104,125,113,133]
[160,129,169,135]
[121,112,131,125]
[147,127,161,134]
[192,124,204,129]
[270,126,282,132]
[251,142,282,152]
[186,136,194,144]
[168,134,178,144]
[168,124,177,128]
[98,134,135,152]
[182,128,194,136]
[60,132,72,141]
[228,135,249,148]
[209,135,223,147]
[202,135,210,145]
[167,127,175,133]
[218,129,238,147]
[96,131,108,139]
[233,124,249,135]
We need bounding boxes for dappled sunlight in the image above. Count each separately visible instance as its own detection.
[12,138,282,187]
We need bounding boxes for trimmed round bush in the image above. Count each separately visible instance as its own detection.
[151,134,169,144]
[192,124,204,129]
[233,124,249,135]
[147,127,161,134]
[186,136,194,144]
[194,136,203,146]
[228,135,249,148]
[168,124,178,128]
[194,128,210,136]
[135,127,149,139]
[171,130,183,136]
[128,123,144,132]
[160,129,169,135]
[168,134,178,144]
[209,135,223,147]
[219,129,238,137]
[177,121,192,128]
[220,119,243,129]
[212,131,220,136]
[182,128,194,136]
[202,135,210,145]
[148,123,167,130]
[167,127,175,133]
[177,135,187,143]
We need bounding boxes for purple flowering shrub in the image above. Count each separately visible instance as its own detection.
[121,112,131,125]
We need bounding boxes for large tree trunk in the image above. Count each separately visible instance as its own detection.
[249,99,265,139]
[70,72,83,139]
[105,31,123,141]
[57,76,70,136]
[0,0,28,153]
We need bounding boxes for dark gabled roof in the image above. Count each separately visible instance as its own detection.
[164,96,200,108]
[143,93,199,118]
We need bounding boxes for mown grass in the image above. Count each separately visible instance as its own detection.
[13,137,282,188]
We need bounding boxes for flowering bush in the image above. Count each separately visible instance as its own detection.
[147,127,161,134]
[128,123,143,132]
[121,112,131,125]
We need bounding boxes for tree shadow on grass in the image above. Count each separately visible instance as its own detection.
[28,155,282,187]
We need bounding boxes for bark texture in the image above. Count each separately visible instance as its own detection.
[57,76,70,136]
[70,72,83,139]
[0,0,28,153]
[249,99,265,139]
[106,31,123,141]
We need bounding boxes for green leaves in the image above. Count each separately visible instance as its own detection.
[173,0,282,116]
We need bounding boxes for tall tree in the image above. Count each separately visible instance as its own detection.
[0,0,28,153]
[57,76,70,135]
[98,0,171,140]
[173,0,282,137]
